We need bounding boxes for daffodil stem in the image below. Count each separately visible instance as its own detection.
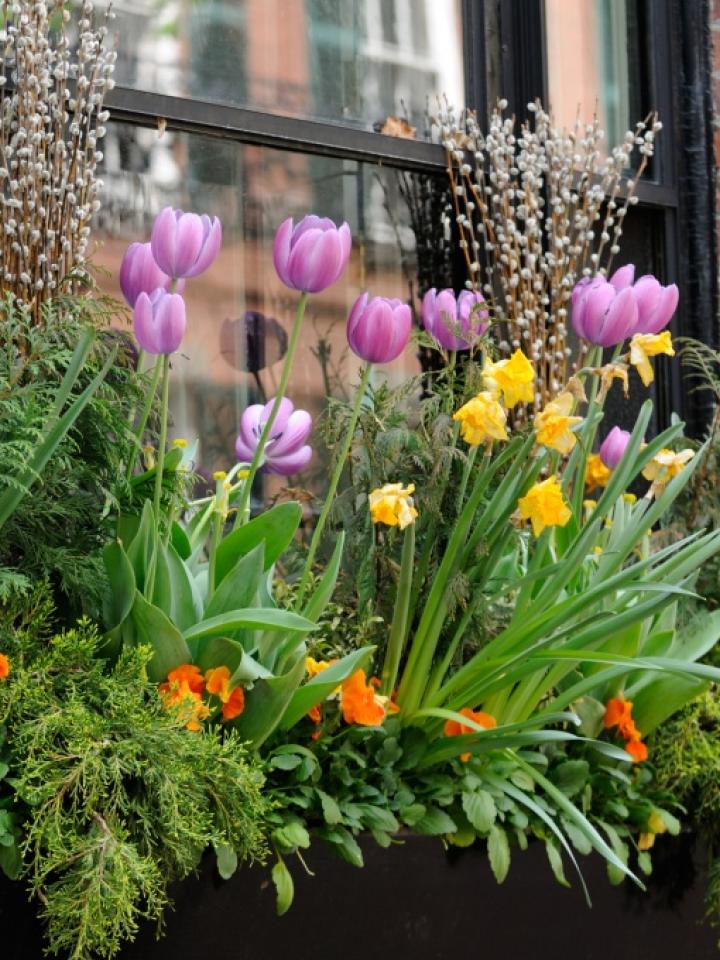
[380,521,415,697]
[153,354,171,523]
[207,509,223,601]
[295,362,373,610]
[457,443,479,511]
[235,292,309,528]
[126,355,163,480]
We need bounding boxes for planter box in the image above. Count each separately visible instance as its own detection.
[2,833,716,959]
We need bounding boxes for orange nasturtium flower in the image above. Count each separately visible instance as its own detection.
[585,453,611,491]
[517,476,572,537]
[604,694,647,763]
[444,707,497,762]
[205,666,245,721]
[159,664,209,732]
[340,669,392,726]
[0,654,10,679]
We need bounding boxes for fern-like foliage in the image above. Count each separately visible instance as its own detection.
[0,294,146,618]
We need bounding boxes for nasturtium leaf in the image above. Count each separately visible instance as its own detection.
[487,825,511,883]
[316,789,343,826]
[554,760,590,798]
[545,839,570,887]
[414,806,457,836]
[462,790,497,833]
[272,858,294,916]
[215,844,238,880]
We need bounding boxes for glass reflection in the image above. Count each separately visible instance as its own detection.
[93,122,430,499]
[106,0,464,134]
[545,0,644,148]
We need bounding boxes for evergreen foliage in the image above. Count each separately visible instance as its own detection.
[0,608,269,959]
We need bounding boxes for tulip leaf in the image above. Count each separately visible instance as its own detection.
[214,502,302,586]
[153,540,203,632]
[127,590,192,683]
[230,654,306,748]
[301,532,345,623]
[125,500,157,593]
[280,646,376,730]
[171,522,192,560]
[204,542,265,619]
[102,540,136,631]
[183,608,317,644]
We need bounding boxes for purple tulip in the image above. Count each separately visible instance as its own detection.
[273,215,352,293]
[571,265,679,347]
[236,397,312,475]
[347,293,412,363]
[150,207,222,280]
[608,264,679,336]
[133,288,186,355]
[599,426,632,469]
[422,288,489,350]
[119,241,185,307]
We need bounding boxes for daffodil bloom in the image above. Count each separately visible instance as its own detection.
[533,392,583,454]
[584,453,611,490]
[369,483,418,529]
[623,492,637,504]
[596,363,629,403]
[482,349,535,407]
[629,331,675,387]
[642,447,695,491]
[305,656,338,678]
[518,476,572,537]
[453,391,508,446]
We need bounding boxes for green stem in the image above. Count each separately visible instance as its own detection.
[456,444,479,511]
[153,354,171,522]
[380,522,415,696]
[295,362,373,609]
[234,292,309,527]
[126,356,163,480]
[207,510,223,600]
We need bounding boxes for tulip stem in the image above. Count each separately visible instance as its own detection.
[234,292,309,528]
[295,362,373,610]
[126,355,163,480]
[153,354,171,524]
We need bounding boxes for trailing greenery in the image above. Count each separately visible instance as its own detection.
[0,603,269,959]
[264,721,682,913]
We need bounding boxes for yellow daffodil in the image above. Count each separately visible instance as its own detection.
[306,656,338,678]
[642,447,695,494]
[583,499,597,511]
[482,349,535,407]
[518,475,572,537]
[584,453,611,490]
[623,492,637,504]
[453,391,508,446]
[629,332,675,387]
[369,483,418,529]
[172,437,188,449]
[597,363,630,403]
[533,392,583,454]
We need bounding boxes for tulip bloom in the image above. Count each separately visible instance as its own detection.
[235,397,312,475]
[599,426,631,469]
[133,289,187,355]
[347,293,412,363]
[571,265,679,347]
[150,207,222,279]
[422,288,488,350]
[119,241,184,307]
[273,215,352,293]
[608,264,679,335]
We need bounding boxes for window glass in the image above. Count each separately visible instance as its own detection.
[109,0,464,135]
[545,0,645,147]
[93,122,431,497]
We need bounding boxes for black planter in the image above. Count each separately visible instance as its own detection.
[2,833,717,959]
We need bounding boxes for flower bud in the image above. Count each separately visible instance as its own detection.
[272,215,352,293]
